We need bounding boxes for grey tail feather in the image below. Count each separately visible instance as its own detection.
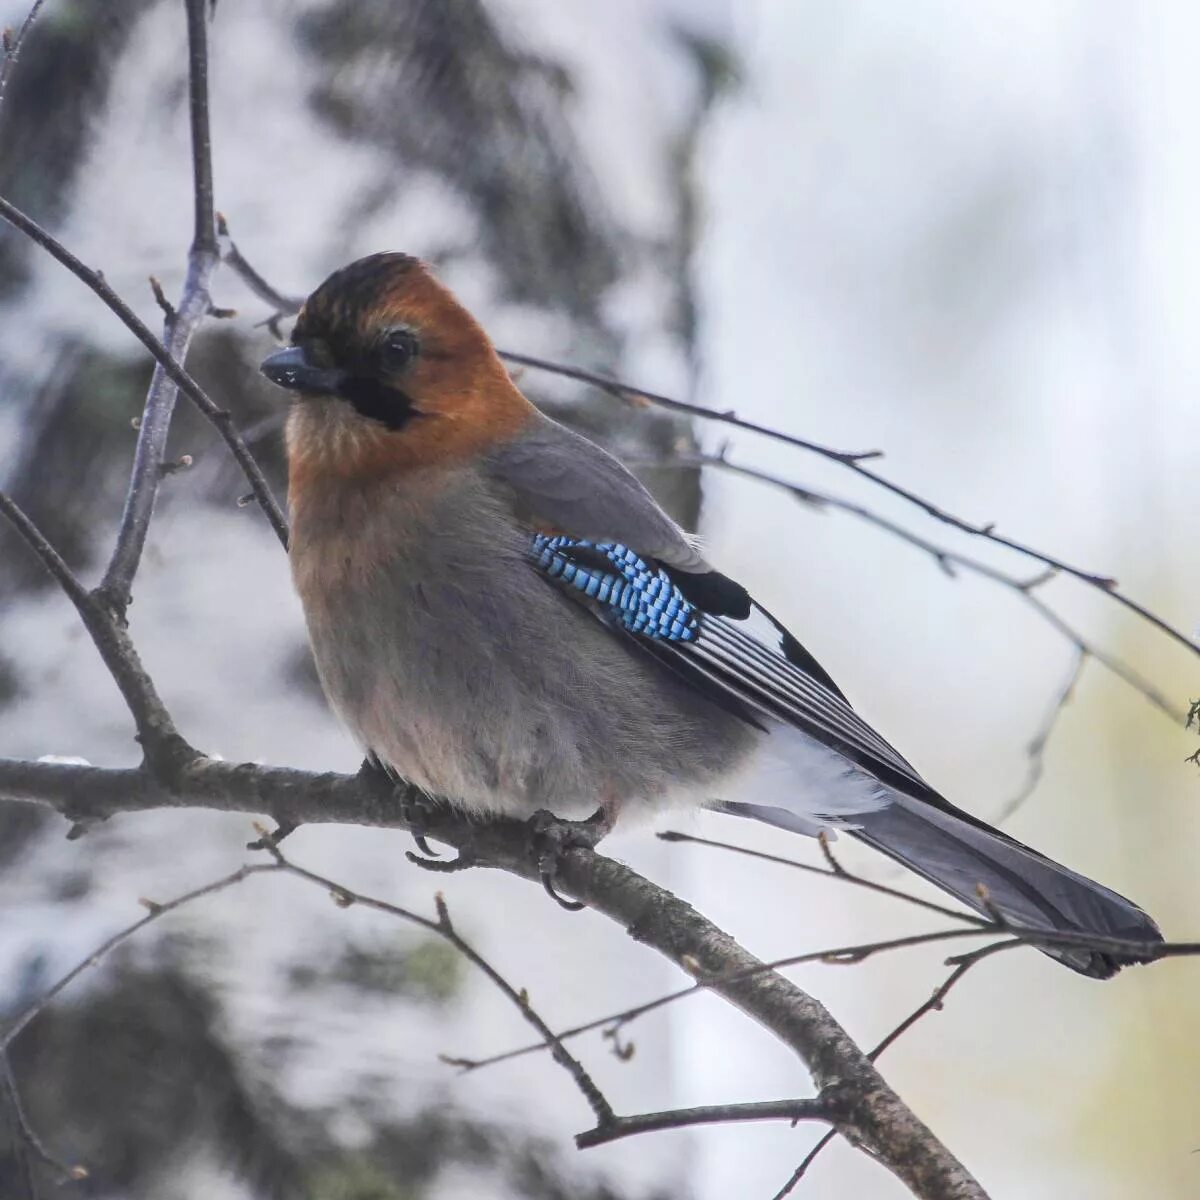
[848,795,1162,978]
[718,794,1162,979]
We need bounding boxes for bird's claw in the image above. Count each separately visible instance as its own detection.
[528,807,611,912]
[405,847,477,873]
[394,779,442,859]
[359,756,448,861]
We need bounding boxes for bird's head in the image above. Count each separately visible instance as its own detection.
[261,253,532,481]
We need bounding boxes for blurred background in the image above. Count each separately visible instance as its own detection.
[0,1,1197,1197]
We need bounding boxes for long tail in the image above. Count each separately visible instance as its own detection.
[722,792,1162,978]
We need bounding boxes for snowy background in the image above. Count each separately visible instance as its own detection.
[0,2,1197,1197]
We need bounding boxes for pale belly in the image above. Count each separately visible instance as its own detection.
[290,483,758,818]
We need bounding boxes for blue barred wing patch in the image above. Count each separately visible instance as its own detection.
[530,534,698,642]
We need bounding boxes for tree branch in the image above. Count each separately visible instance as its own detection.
[95,0,223,612]
[217,214,304,315]
[625,450,1187,728]
[575,1097,831,1149]
[0,754,986,1199]
[0,0,45,112]
[262,847,615,1131]
[0,864,273,1051]
[771,943,1010,1195]
[0,195,288,548]
[0,846,616,1176]
[0,495,195,772]
[990,647,1088,826]
[496,353,1199,663]
[770,1129,838,1200]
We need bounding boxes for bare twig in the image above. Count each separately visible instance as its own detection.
[625,450,1186,728]
[0,195,288,548]
[263,847,615,1130]
[1,1054,84,1186]
[0,843,615,1174]
[217,214,304,314]
[0,862,272,1187]
[439,928,986,1078]
[991,648,1088,826]
[0,757,988,1199]
[868,953,990,1063]
[0,863,274,1051]
[660,829,985,925]
[95,0,249,612]
[770,1130,838,1200]
[501,354,1199,663]
[574,1097,831,1149]
[0,494,196,770]
[0,0,46,112]
[771,942,1010,1194]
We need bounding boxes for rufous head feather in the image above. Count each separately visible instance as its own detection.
[261,253,534,483]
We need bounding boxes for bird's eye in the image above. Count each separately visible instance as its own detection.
[379,328,418,373]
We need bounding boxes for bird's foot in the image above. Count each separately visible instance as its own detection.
[398,788,445,861]
[358,756,444,860]
[527,807,612,912]
[400,788,478,874]
[405,844,478,873]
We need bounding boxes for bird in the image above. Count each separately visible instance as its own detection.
[260,251,1162,978]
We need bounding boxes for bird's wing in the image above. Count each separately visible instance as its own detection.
[487,417,928,794]
[526,531,931,799]
[496,434,1163,973]
[485,414,712,572]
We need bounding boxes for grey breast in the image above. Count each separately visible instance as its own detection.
[290,465,756,818]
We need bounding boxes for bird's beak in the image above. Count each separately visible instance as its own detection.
[259,345,347,396]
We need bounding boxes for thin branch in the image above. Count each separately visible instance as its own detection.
[0,195,288,548]
[2,843,615,1171]
[659,830,986,926]
[0,863,274,1051]
[184,0,215,256]
[625,450,1187,728]
[264,847,615,1131]
[95,0,237,611]
[0,0,46,112]
[217,214,304,314]
[0,493,90,607]
[574,1097,831,1149]
[499,353,1199,663]
[771,941,1010,1195]
[991,648,1088,826]
[440,927,986,1077]
[770,1130,837,1200]
[0,863,271,1190]
[0,757,987,1199]
[0,494,195,770]
[868,954,989,1064]
[1,1054,84,1185]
